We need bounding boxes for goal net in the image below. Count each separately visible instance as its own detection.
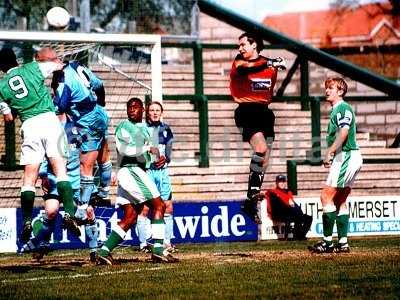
[0,31,163,208]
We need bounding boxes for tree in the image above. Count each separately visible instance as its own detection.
[94,0,194,34]
[0,0,65,30]
[0,0,194,34]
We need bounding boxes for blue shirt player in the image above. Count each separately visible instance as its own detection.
[52,61,112,215]
[136,101,176,253]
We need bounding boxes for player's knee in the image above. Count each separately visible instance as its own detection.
[165,200,173,214]
[152,197,166,218]
[86,205,95,221]
[338,203,349,215]
[119,205,136,230]
[44,198,59,220]
[250,152,265,173]
[320,188,335,205]
[253,142,268,154]
[139,204,150,217]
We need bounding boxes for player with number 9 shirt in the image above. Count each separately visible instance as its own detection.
[0,47,81,245]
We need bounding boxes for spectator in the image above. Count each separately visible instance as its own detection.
[265,175,312,240]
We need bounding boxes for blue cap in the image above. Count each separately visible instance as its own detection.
[276,174,287,182]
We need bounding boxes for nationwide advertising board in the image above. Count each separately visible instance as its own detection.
[1,196,399,253]
[0,201,258,253]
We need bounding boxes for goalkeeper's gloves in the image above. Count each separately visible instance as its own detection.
[267,57,286,70]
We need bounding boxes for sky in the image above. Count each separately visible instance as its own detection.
[212,0,387,21]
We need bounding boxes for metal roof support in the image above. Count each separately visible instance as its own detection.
[198,0,400,96]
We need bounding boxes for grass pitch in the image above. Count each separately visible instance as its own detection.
[0,236,399,299]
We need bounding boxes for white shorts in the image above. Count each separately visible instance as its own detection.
[20,112,68,165]
[116,166,160,207]
[326,150,363,188]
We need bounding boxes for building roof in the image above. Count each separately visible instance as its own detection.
[262,2,400,47]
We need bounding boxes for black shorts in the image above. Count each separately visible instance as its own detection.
[234,103,275,142]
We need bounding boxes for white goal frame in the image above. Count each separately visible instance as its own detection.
[0,31,163,101]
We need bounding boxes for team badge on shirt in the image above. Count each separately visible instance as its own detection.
[251,78,272,91]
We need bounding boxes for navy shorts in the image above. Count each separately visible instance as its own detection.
[234,103,275,142]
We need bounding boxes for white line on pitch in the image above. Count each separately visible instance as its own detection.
[1,266,170,284]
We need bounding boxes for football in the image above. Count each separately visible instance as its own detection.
[46,7,70,29]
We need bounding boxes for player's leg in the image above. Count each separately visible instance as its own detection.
[80,150,99,205]
[84,205,99,262]
[97,166,155,265]
[246,106,275,200]
[43,114,78,235]
[20,197,59,258]
[334,188,351,252]
[240,132,267,223]
[308,186,336,253]
[74,186,99,261]
[49,156,81,237]
[35,172,61,247]
[96,139,112,200]
[18,115,48,242]
[79,150,101,249]
[81,106,109,205]
[164,200,175,251]
[98,203,138,265]
[67,145,99,261]
[136,204,151,252]
[150,168,175,251]
[19,163,41,243]
[23,166,61,256]
[248,132,268,199]
[149,197,178,263]
[148,196,168,260]
[334,150,362,252]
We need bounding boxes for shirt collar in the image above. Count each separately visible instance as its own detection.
[332,100,344,109]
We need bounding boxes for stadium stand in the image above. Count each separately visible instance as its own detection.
[1,62,400,206]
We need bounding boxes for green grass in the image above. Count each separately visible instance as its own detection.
[0,236,399,299]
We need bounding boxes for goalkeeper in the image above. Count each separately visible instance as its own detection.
[230,32,286,223]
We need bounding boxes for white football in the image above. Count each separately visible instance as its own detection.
[46,7,70,29]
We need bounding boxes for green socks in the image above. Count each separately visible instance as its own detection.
[21,190,35,224]
[57,181,74,216]
[336,214,349,242]
[99,228,126,256]
[151,219,165,255]
[322,211,336,242]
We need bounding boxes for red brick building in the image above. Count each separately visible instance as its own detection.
[262,2,400,78]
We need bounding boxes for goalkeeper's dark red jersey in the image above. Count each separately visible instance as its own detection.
[230,55,277,105]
